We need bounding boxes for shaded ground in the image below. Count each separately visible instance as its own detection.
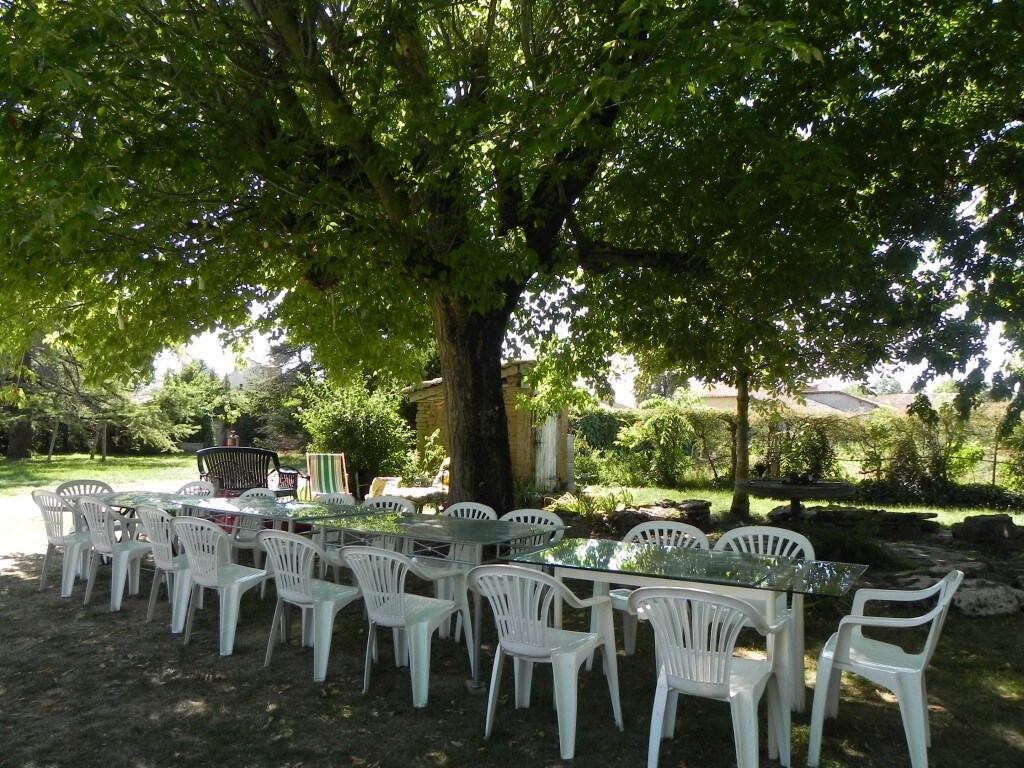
[1,527,1022,767]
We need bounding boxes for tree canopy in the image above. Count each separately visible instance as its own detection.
[2,1,1021,509]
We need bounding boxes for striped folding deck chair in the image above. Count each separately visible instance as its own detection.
[306,453,350,497]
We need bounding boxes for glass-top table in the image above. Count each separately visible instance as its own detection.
[513,537,867,715]
[316,513,558,556]
[512,537,867,597]
[185,497,367,526]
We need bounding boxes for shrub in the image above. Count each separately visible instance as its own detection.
[295,376,413,481]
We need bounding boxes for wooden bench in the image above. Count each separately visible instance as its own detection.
[196,447,300,498]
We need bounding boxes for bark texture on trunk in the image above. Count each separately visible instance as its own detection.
[729,371,751,519]
[5,349,33,459]
[430,291,516,513]
[6,417,32,459]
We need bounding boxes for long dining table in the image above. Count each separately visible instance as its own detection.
[511,537,867,712]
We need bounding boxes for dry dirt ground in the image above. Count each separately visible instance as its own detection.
[2,497,1023,768]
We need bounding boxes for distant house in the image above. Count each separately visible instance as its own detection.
[226,360,278,389]
[695,385,889,416]
[405,360,571,491]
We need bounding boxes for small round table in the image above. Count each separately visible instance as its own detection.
[735,478,856,517]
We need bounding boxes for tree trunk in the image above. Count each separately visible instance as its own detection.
[6,416,33,459]
[729,371,752,519]
[5,349,33,459]
[430,291,516,513]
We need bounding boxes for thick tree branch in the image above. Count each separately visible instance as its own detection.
[575,240,710,278]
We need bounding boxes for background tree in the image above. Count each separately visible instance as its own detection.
[3,1,1021,511]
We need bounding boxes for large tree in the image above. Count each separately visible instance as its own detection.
[2,1,1021,510]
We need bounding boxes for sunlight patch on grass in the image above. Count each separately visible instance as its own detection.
[176,698,208,715]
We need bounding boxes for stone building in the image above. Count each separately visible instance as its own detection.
[405,361,571,491]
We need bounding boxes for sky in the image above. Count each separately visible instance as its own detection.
[154,330,271,379]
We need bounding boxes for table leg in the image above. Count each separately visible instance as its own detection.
[470,544,483,689]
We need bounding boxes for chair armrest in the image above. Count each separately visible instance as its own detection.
[851,580,946,616]
[110,509,142,540]
[409,558,465,583]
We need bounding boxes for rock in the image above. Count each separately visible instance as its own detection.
[609,500,712,537]
[951,514,1024,547]
[952,578,1024,617]
[770,505,941,538]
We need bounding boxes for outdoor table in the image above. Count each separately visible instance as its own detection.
[735,478,857,517]
[315,512,563,688]
[183,496,368,531]
[512,537,867,711]
[91,490,207,515]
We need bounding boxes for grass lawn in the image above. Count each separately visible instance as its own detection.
[1,458,1023,766]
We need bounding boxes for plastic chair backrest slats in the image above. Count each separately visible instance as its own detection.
[631,588,762,699]
[471,567,564,657]
[443,502,497,520]
[258,531,318,603]
[172,517,232,588]
[137,506,176,571]
[624,520,709,550]
[714,525,815,559]
[342,547,411,625]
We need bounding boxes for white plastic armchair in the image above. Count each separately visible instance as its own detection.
[32,490,92,598]
[76,498,151,612]
[360,495,416,515]
[315,492,356,505]
[468,564,623,761]
[340,545,474,708]
[56,479,114,531]
[174,480,216,497]
[807,570,965,768]
[497,509,564,557]
[225,487,278,568]
[627,586,790,768]
[257,530,361,682]
[136,506,192,631]
[56,479,114,500]
[606,521,710,656]
[715,525,815,711]
[442,501,498,521]
[171,516,267,656]
[358,496,416,552]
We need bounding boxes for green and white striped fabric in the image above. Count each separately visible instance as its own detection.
[307,453,349,496]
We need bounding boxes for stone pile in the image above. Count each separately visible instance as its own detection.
[606,499,712,537]
[768,504,941,538]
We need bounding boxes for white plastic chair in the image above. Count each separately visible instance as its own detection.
[171,516,267,656]
[627,586,790,768]
[257,530,361,682]
[136,505,192,631]
[468,564,624,761]
[316,492,356,505]
[175,480,216,497]
[498,508,564,557]
[807,570,965,768]
[360,495,416,515]
[358,496,416,551]
[225,487,278,568]
[442,501,498,521]
[77,498,151,612]
[32,490,93,597]
[55,479,114,532]
[605,521,709,656]
[715,525,814,711]
[340,545,474,708]
[56,479,114,500]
